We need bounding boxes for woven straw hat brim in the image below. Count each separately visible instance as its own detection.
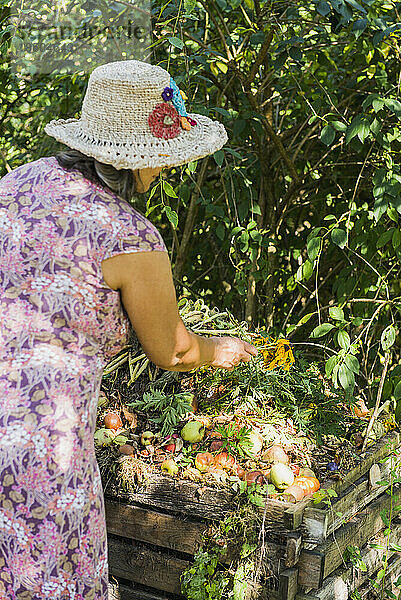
[45,113,228,170]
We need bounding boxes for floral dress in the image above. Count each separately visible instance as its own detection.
[0,156,166,600]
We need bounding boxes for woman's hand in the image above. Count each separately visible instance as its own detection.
[209,336,259,370]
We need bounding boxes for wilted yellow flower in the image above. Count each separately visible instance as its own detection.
[253,336,295,371]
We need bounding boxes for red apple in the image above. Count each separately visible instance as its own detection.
[195,452,215,473]
[104,412,123,430]
[245,471,265,486]
[214,452,235,471]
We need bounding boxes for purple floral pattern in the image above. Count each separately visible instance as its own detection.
[0,156,166,599]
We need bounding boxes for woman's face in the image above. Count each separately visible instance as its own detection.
[132,167,163,193]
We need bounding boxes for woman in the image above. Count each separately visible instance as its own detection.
[0,60,257,600]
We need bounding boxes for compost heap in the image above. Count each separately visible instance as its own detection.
[95,298,397,505]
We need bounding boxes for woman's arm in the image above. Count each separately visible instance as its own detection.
[101,251,258,371]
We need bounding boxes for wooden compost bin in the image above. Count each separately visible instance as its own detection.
[105,430,401,600]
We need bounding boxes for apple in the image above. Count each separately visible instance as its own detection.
[245,471,265,486]
[281,485,305,503]
[119,444,134,455]
[94,428,114,447]
[195,452,215,473]
[104,412,123,430]
[181,421,205,443]
[299,467,316,478]
[236,464,246,480]
[161,459,179,476]
[209,440,224,452]
[214,452,235,471]
[270,463,295,490]
[165,443,176,453]
[141,431,155,446]
[244,430,264,456]
[261,445,289,465]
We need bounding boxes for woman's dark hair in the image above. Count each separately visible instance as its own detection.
[55,149,138,203]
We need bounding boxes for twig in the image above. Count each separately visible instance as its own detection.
[361,351,391,453]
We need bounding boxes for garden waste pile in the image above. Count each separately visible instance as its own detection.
[96,298,396,507]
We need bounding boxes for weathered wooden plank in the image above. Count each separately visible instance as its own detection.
[279,568,298,600]
[297,551,324,590]
[284,498,312,530]
[298,487,401,588]
[107,475,293,523]
[302,508,328,544]
[304,454,397,542]
[105,499,206,555]
[304,519,401,599]
[285,533,303,568]
[328,431,400,496]
[354,552,401,600]
[108,581,178,600]
[108,535,190,595]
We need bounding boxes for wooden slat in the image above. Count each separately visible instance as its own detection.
[108,535,190,595]
[106,474,295,525]
[108,581,178,600]
[304,454,396,543]
[285,533,303,568]
[284,498,312,530]
[279,568,298,600]
[299,519,401,599]
[105,499,206,555]
[327,431,400,496]
[298,486,401,588]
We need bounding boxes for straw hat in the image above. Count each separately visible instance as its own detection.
[45,60,228,170]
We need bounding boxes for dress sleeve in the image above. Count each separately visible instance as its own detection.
[102,207,167,261]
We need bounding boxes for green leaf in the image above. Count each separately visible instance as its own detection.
[168,36,184,49]
[373,196,388,222]
[338,363,355,391]
[162,180,178,198]
[376,228,394,249]
[344,355,360,374]
[213,150,224,167]
[307,237,321,261]
[357,119,371,143]
[296,259,314,282]
[325,355,339,376]
[331,228,347,248]
[310,323,336,338]
[329,306,345,321]
[372,98,385,112]
[381,325,396,351]
[320,125,335,146]
[164,205,178,229]
[331,121,347,132]
[392,228,401,249]
[393,381,401,401]
[384,98,401,116]
[345,115,363,144]
[338,330,350,350]
[296,312,316,327]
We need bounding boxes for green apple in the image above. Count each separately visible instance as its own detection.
[270,463,295,490]
[181,421,205,443]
